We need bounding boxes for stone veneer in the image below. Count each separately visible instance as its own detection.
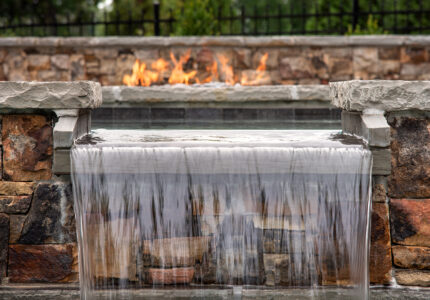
[3,36,430,86]
[331,80,430,286]
[0,81,101,284]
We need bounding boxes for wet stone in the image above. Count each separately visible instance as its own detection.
[393,246,430,270]
[390,199,430,247]
[2,115,52,181]
[388,116,430,198]
[0,213,9,279]
[0,182,35,196]
[369,203,392,284]
[0,195,32,214]
[17,182,76,244]
[148,267,195,285]
[263,254,290,286]
[395,269,430,287]
[8,244,78,283]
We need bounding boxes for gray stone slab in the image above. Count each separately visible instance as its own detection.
[330,80,430,112]
[0,36,422,48]
[361,114,390,147]
[53,112,90,149]
[0,81,102,109]
[371,147,391,176]
[53,149,71,175]
[101,85,330,105]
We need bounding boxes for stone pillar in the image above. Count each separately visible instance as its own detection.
[330,80,430,287]
[0,81,101,284]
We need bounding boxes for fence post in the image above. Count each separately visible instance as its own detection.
[154,1,160,36]
[352,0,359,31]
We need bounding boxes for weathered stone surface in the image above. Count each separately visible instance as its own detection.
[8,244,78,283]
[27,55,50,71]
[390,199,430,247]
[51,55,70,70]
[2,115,53,181]
[9,214,26,244]
[143,237,211,267]
[279,57,315,80]
[352,47,379,79]
[369,203,392,284]
[372,177,387,203]
[378,47,401,60]
[17,182,76,244]
[101,85,330,105]
[263,254,290,286]
[371,148,391,176]
[393,246,430,269]
[388,116,430,198]
[0,195,32,214]
[0,213,9,279]
[0,182,35,195]
[330,80,430,112]
[148,267,195,285]
[401,47,427,64]
[0,81,102,109]
[395,269,430,287]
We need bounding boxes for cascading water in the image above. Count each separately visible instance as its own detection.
[71,130,372,299]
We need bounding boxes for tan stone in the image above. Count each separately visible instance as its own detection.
[70,54,86,80]
[115,54,137,85]
[148,267,195,285]
[263,254,290,286]
[233,48,252,69]
[51,54,70,70]
[99,59,116,75]
[134,49,159,62]
[393,246,430,270]
[27,54,50,71]
[4,51,29,81]
[0,182,35,195]
[372,182,387,203]
[395,269,430,287]
[401,47,427,64]
[143,236,211,267]
[369,203,392,284]
[390,199,430,247]
[279,57,315,80]
[8,244,78,283]
[2,115,52,181]
[400,63,430,80]
[378,47,401,60]
[94,49,119,59]
[252,49,279,70]
[352,47,379,79]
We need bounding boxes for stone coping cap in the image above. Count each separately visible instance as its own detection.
[330,80,430,112]
[0,81,102,109]
[1,35,430,48]
[102,84,330,104]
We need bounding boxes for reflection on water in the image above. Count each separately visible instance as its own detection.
[71,130,371,299]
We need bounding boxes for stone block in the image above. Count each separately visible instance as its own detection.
[279,57,315,80]
[252,49,279,70]
[17,182,75,244]
[263,254,290,286]
[51,54,70,70]
[148,267,195,285]
[8,244,78,283]
[53,112,90,149]
[361,114,390,147]
[27,54,51,71]
[393,246,430,270]
[53,149,71,175]
[0,213,9,279]
[369,203,392,284]
[0,182,35,195]
[395,269,430,287]
[352,47,379,79]
[400,63,430,80]
[2,115,53,181]
[372,176,387,203]
[401,47,427,64]
[371,148,391,176]
[388,116,430,198]
[0,195,32,214]
[143,236,211,267]
[3,50,29,81]
[9,214,26,244]
[70,54,86,81]
[233,48,252,69]
[390,199,430,247]
[378,47,401,60]
[330,80,430,112]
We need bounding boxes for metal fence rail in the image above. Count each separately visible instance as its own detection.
[1,1,429,36]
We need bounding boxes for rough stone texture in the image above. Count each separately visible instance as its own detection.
[388,116,430,198]
[393,246,430,270]
[330,80,430,112]
[17,182,76,244]
[373,176,387,203]
[9,214,26,244]
[148,267,195,285]
[0,81,102,109]
[0,213,9,279]
[395,269,430,287]
[0,195,32,214]
[263,254,290,286]
[390,199,430,247]
[101,85,330,105]
[2,115,53,181]
[369,203,392,284]
[8,244,78,283]
[0,182,35,195]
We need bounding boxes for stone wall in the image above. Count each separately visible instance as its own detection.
[0,81,101,285]
[331,80,430,287]
[2,36,430,86]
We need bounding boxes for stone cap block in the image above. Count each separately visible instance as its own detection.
[0,81,102,109]
[330,80,430,112]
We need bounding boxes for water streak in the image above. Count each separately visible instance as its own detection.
[71,130,372,299]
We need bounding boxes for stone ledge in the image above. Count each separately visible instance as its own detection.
[330,80,430,112]
[0,81,102,109]
[0,35,429,48]
[101,85,330,105]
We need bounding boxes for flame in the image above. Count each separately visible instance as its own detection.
[122,50,269,86]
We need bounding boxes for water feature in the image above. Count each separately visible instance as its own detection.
[71,130,372,299]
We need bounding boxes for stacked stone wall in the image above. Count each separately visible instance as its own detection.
[2,36,430,86]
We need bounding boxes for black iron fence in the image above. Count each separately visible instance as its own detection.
[1,1,430,37]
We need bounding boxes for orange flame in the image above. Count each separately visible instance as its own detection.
[122,50,269,86]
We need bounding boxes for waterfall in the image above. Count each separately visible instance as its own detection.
[71,130,372,299]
